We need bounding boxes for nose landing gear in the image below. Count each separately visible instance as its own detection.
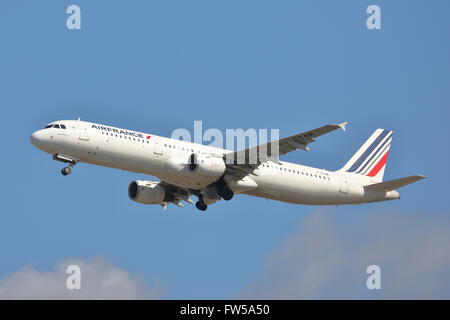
[53,154,79,176]
[61,165,73,176]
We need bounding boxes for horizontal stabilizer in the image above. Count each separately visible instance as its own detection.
[364,175,426,192]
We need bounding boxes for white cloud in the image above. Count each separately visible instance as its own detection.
[0,257,162,299]
[238,210,450,299]
[3,211,449,300]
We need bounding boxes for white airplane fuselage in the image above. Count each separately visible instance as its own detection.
[30,120,400,208]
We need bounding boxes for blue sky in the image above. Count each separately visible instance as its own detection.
[0,1,449,299]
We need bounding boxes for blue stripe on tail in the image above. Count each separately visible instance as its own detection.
[347,129,389,173]
[355,131,393,174]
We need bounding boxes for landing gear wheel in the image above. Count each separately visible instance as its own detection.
[195,201,208,211]
[61,166,72,176]
[219,187,234,201]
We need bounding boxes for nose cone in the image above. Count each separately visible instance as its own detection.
[30,130,46,149]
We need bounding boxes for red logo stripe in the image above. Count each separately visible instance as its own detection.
[367,152,389,177]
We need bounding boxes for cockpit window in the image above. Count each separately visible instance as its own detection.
[43,123,66,129]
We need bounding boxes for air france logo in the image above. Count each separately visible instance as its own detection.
[91,124,151,139]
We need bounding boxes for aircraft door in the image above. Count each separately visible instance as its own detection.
[339,179,348,194]
[78,122,89,141]
[76,121,99,159]
[153,141,163,156]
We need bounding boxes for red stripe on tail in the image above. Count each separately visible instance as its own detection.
[367,152,389,177]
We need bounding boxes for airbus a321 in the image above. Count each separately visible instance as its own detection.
[30,120,425,211]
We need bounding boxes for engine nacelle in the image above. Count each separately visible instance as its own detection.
[188,153,226,180]
[163,153,226,189]
[128,180,167,204]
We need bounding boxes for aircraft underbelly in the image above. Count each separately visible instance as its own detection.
[63,127,369,206]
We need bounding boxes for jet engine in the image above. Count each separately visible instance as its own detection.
[187,153,226,180]
[128,180,172,204]
[163,153,226,189]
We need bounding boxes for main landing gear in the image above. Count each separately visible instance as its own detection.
[195,195,208,212]
[215,176,234,201]
[218,187,234,201]
[195,185,235,211]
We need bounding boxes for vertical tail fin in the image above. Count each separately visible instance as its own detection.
[339,129,393,182]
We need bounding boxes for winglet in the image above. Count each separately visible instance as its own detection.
[338,122,348,131]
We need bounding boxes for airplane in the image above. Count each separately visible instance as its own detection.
[30,119,425,211]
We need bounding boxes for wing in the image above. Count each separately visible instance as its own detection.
[224,122,348,179]
[224,122,348,178]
